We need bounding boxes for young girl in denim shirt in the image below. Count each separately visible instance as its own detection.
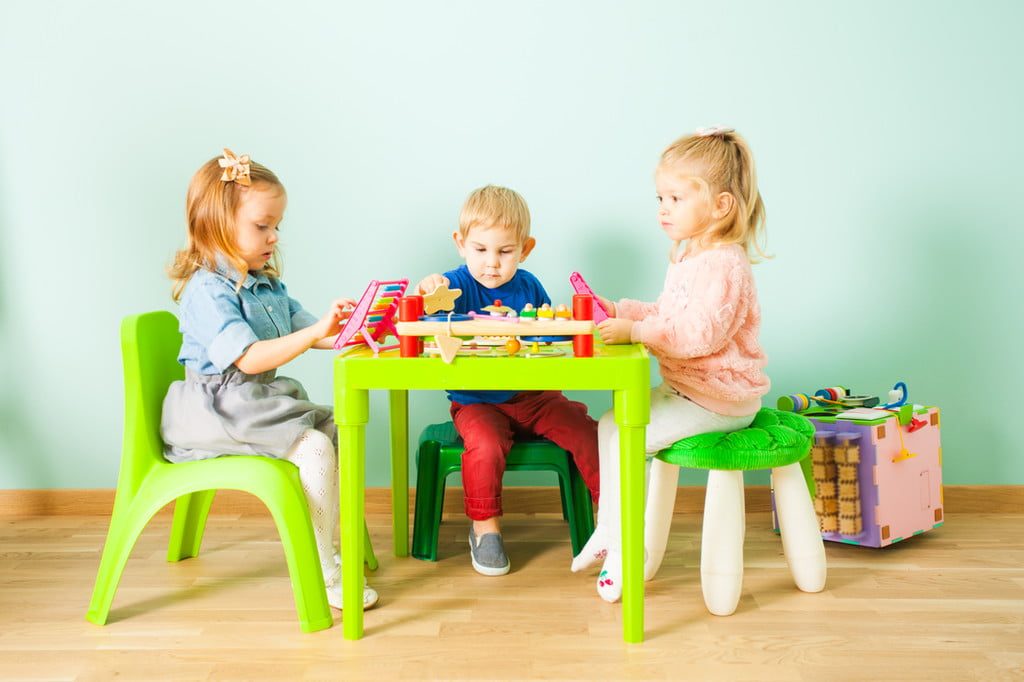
[161,149,378,610]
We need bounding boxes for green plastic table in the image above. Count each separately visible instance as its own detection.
[334,341,651,642]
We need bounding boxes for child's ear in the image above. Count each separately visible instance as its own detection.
[519,237,537,262]
[452,230,466,257]
[712,192,736,220]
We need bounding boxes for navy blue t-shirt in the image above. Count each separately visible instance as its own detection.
[443,265,551,405]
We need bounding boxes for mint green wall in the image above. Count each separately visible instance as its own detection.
[1,2,1021,490]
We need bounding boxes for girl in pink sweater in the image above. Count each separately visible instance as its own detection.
[572,127,772,605]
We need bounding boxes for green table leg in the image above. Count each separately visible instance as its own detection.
[339,388,369,640]
[616,378,650,644]
[389,390,409,557]
[620,423,646,644]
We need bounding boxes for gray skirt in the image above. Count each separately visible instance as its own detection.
[161,368,336,463]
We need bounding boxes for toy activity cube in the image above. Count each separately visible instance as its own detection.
[771,405,943,547]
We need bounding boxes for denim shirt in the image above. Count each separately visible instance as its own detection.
[176,260,318,374]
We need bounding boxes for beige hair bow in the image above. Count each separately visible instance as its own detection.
[218,148,252,186]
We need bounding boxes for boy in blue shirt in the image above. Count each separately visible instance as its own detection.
[416,185,600,576]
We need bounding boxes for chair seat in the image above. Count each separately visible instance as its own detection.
[654,408,814,471]
[412,421,595,561]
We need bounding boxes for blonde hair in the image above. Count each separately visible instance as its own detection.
[659,130,768,262]
[169,154,285,301]
[458,185,531,243]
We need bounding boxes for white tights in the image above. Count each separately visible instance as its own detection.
[283,428,338,580]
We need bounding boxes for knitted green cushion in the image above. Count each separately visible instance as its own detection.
[654,408,814,471]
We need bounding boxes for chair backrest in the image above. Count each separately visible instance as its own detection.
[117,311,184,496]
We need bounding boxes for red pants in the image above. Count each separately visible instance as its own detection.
[450,391,600,521]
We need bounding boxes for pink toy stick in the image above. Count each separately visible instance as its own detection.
[569,272,610,324]
[334,280,379,349]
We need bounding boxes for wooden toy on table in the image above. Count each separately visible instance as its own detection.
[332,278,409,355]
[477,300,516,317]
[396,288,597,363]
[422,284,462,315]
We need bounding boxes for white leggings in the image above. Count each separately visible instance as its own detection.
[283,429,338,579]
[618,378,757,577]
[598,383,756,579]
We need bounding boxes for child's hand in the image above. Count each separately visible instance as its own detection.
[597,318,635,345]
[595,294,616,317]
[416,274,450,295]
[311,298,354,341]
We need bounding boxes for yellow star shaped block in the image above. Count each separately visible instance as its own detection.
[423,284,462,314]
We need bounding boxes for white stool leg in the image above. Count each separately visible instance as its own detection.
[644,458,680,581]
[773,462,826,593]
[700,469,745,616]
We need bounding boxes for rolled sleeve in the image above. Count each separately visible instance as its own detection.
[207,322,259,371]
[282,281,317,332]
[289,299,317,331]
[182,281,259,372]
[291,308,317,331]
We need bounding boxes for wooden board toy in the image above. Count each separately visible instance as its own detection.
[396,289,597,363]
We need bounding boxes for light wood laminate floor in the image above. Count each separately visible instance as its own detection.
[1,508,1021,680]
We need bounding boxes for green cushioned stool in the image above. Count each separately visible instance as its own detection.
[412,422,595,561]
[653,408,825,617]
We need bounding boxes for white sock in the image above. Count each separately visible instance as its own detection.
[283,429,339,580]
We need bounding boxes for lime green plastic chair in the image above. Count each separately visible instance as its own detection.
[86,311,376,633]
[411,422,595,561]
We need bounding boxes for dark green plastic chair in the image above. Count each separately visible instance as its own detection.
[412,422,595,561]
[86,311,376,633]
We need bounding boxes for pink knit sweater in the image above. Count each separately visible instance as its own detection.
[616,244,770,417]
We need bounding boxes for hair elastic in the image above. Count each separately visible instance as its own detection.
[695,125,735,138]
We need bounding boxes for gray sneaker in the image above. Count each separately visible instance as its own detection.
[468,527,511,576]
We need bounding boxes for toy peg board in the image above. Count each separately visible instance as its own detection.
[333,278,409,354]
[395,318,593,338]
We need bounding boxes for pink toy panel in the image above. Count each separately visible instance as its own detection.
[333,279,409,354]
[870,408,943,545]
